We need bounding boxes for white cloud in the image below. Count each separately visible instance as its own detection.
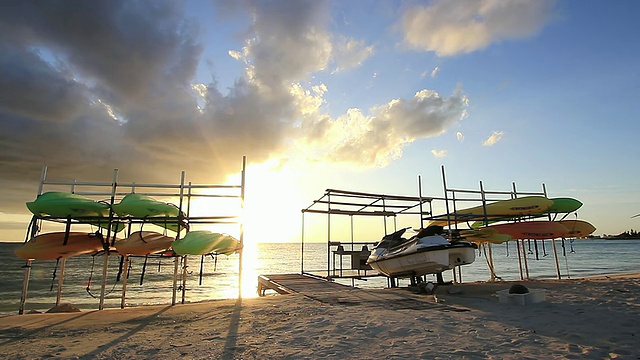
[401,0,556,56]
[431,149,447,157]
[483,131,505,146]
[332,36,375,72]
[296,88,469,167]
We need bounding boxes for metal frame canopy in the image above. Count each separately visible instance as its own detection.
[300,186,437,280]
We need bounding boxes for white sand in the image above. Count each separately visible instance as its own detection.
[0,273,638,359]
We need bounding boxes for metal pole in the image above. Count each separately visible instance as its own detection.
[301,212,305,274]
[99,169,119,310]
[172,256,179,305]
[521,239,530,279]
[543,183,562,279]
[327,191,331,279]
[418,175,424,228]
[120,255,129,309]
[239,156,246,297]
[181,256,188,304]
[19,165,47,314]
[55,258,66,306]
[516,240,524,280]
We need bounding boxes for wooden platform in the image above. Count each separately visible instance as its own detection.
[256,273,470,314]
[257,273,350,296]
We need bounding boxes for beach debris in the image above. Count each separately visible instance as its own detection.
[508,284,529,294]
[46,303,81,313]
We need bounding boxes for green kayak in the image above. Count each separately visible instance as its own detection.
[113,194,185,232]
[27,192,110,217]
[172,230,241,256]
[113,193,180,217]
[26,192,124,232]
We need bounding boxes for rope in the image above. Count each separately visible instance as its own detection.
[85,254,119,298]
[482,244,501,281]
[49,259,60,291]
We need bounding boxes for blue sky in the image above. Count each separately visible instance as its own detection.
[0,0,638,242]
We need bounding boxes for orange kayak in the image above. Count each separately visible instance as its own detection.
[483,221,569,240]
[116,231,175,256]
[15,232,107,260]
[559,220,596,238]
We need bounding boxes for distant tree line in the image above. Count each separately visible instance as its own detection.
[603,229,640,239]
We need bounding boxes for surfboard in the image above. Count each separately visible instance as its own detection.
[171,231,241,256]
[428,196,554,227]
[115,231,175,256]
[14,232,107,260]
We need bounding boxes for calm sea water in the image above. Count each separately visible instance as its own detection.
[1,239,639,315]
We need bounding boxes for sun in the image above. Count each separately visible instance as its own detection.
[240,162,303,244]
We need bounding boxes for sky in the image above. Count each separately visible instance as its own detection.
[0,0,639,243]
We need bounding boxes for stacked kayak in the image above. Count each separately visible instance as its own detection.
[115,231,175,256]
[470,197,583,228]
[428,196,554,227]
[461,220,596,244]
[15,232,106,260]
[113,194,186,232]
[172,231,241,256]
[27,192,109,217]
[26,192,123,232]
[559,220,597,238]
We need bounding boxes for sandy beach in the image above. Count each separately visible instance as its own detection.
[0,273,638,359]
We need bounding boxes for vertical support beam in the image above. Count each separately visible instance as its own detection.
[542,183,562,279]
[19,165,47,314]
[301,212,305,274]
[521,239,530,280]
[239,156,246,297]
[172,256,180,305]
[327,191,331,279]
[99,169,119,310]
[551,239,561,279]
[19,261,32,315]
[55,258,66,306]
[516,240,524,280]
[418,175,424,229]
[120,255,129,309]
[181,256,188,304]
[441,166,451,225]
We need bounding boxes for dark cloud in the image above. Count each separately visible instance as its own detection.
[0,0,468,216]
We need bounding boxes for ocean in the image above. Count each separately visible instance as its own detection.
[1,239,639,315]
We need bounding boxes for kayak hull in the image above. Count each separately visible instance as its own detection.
[172,231,241,256]
[113,194,185,232]
[15,232,106,260]
[116,231,175,256]
[430,196,554,227]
